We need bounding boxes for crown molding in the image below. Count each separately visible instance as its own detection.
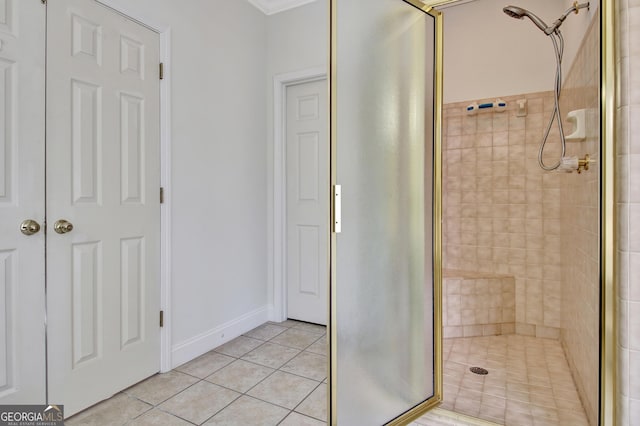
[247,0,318,15]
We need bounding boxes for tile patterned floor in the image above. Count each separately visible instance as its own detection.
[66,320,326,426]
[67,326,589,426]
[416,335,589,426]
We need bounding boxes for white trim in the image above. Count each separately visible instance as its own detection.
[247,0,318,15]
[271,68,326,323]
[158,30,173,374]
[170,306,269,369]
[95,0,169,32]
[93,0,173,373]
[429,0,482,10]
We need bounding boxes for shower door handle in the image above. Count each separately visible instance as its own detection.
[333,184,341,233]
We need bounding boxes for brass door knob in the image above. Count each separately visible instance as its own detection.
[54,219,74,234]
[20,219,41,236]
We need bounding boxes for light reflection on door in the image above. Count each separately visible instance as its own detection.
[330,0,442,424]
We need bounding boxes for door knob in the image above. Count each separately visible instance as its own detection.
[20,219,41,236]
[54,219,74,234]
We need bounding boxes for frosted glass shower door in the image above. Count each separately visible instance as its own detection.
[330,0,442,425]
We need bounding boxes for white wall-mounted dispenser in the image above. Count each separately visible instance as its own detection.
[516,99,527,117]
[465,99,507,115]
[565,109,586,141]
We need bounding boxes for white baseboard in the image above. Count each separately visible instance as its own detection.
[171,306,269,369]
[267,304,286,322]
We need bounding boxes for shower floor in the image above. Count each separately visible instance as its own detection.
[428,335,589,425]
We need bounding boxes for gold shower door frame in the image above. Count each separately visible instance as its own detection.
[328,0,444,424]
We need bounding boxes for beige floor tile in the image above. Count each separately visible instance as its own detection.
[270,328,321,350]
[66,393,151,425]
[417,408,490,425]
[281,351,327,381]
[530,392,556,408]
[305,338,327,356]
[483,384,507,398]
[557,410,589,425]
[479,403,505,423]
[127,409,192,426]
[242,342,300,369]
[175,351,234,378]
[247,371,318,410]
[268,320,299,328]
[533,419,563,426]
[507,398,532,415]
[554,395,585,411]
[295,383,327,422]
[158,380,240,424]
[530,404,559,422]
[214,336,264,358]
[442,335,588,426]
[206,359,274,393]
[291,322,326,336]
[123,371,199,405]
[454,397,481,417]
[280,412,326,426]
[244,323,287,341]
[506,410,534,425]
[440,398,455,411]
[204,395,289,426]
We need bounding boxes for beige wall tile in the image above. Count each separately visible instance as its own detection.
[442,12,603,423]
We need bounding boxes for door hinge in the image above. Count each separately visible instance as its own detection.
[160,187,164,204]
[160,310,164,327]
[332,184,342,233]
[159,63,164,80]
[41,0,46,4]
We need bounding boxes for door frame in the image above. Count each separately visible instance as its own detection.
[93,0,173,373]
[271,68,327,323]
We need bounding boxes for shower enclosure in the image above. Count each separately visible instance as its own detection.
[328,0,615,424]
[415,0,615,425]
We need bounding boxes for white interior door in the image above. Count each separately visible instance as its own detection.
[45,0,161,415]
[286,79,328,326]
[0,0,46,405]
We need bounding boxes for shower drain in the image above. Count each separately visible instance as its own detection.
[470,366,489,375]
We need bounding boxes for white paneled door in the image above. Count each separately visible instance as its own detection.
[286,79,327,325]
[0,0,46,406]
[46,0,161,416]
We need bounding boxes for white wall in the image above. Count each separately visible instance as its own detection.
[440,0,599,103]
[265,1,328,317]
[99,0,269,367]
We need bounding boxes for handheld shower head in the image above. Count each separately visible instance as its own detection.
[502,5,525,19]
[503,3,590,36]
[502,5,549,33]
[502,2,590,171]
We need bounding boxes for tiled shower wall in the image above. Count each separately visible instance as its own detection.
[558,12,600,426]
[617,0,640,424]
[442,11,601,425]
[442,92,565,339]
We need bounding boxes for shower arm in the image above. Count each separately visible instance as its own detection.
[545,2,590,35]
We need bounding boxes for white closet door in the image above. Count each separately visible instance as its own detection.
[0,0,46,406]
[286,79,328,325]
[45,0,161,415]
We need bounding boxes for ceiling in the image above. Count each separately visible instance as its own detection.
[247,0,318,15]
